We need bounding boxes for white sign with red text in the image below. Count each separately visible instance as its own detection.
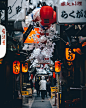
[57,0,86,23]
[0,25,6,58]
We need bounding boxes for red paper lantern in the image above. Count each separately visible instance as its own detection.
[40,6,53,20]
[13,60,20,74]
[51,11,56,24]
[40,6,54,26]
[53,72,56,78]
[55,61,61,72]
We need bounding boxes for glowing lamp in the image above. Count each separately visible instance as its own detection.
[65,48,75,61]
[0,59,3,64]
[53,72,56,78]
[31,74,33,79]
[55,61,61,72]
[22,63,28,73]
[13,61,20,74]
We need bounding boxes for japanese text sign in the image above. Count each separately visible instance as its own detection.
[1,0,24,20]
[22,63,28,73]
[13,60,20,74]
[51,87,58,99]
[0,25,6,58]
[65,48,75,61]
[57,0,86,23]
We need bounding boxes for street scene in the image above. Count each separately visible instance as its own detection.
[0,0,86,108]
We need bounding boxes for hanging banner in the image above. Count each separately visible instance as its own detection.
[57,0,86,23]
[22,63,28,73]
[13,60,20,74]
[65,48,75,61]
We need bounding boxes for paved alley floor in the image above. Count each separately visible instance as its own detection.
[22,92,57,108]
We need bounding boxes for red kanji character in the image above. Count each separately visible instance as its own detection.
[61,2,66,6]
[2,40,5,45]
[2,29,5,34]
[2,35,5,39]
[67,2,71,6]
[77,2,82,6]
[72,2,75,6]
[75,1,76,6]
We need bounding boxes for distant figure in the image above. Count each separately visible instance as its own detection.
[46,79,51,97]
[29,79,33,93]
[39,76,47,101]
[35,77,40,96]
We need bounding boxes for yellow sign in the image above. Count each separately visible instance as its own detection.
[22,63,28,73]
[51,87,58,99]
[24,28,40,43]
[65,48,75,61]
[27,88,32,97]
[21,91,29,95]
[60,93,61,104]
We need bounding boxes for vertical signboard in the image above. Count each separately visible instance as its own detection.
[0,25,6,58]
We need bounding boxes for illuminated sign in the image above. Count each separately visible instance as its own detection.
[51,87,58,99]
[21,91,29,95]
[13,60,20,74]
[22,63,28,73]
[65,48,75,61]
[24,28,40,44]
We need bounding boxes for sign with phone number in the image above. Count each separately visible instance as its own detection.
[57,0,86,23]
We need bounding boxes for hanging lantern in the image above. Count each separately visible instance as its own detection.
[13,60,20,74]
[0,59,3,64]
[40,6,53,26]
[55,61,61,72]
[31,74,33,79]
[22,63,28,73]
[53,72,56,78]
[65,48,75,61]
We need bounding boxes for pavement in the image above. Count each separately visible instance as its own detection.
[22,89,57,108]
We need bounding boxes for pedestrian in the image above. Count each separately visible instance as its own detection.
[46,79,51,97]
[29,79,33,94]
[39,76,47,101]
[35,77,40,96]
